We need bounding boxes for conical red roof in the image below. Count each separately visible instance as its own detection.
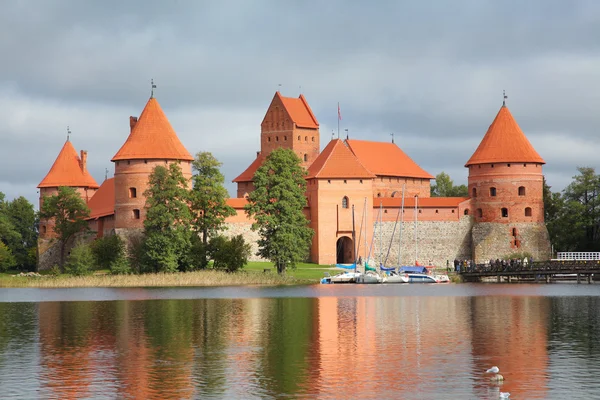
[307,139,375,179]
[38,140,99,189]
[112,97,193,161]
[465,105,545,167]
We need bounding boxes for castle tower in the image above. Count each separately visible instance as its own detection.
[234,92,320,197]
[111,96,193,230]
[37,139,99,239]
[466,100,551,261]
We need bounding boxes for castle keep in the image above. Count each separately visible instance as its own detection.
[37,92,551,268]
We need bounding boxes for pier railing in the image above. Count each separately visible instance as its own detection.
[458,260,600,283]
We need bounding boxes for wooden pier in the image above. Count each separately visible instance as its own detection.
[459,260,600,283]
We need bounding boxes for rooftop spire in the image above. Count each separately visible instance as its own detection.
[67,126,71,141]
[390,132,395,144]
[150,79,156,99]
[503,90,507,107]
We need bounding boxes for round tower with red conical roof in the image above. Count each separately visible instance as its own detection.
[466,100,551,262]
[37,139,99,239]
[111,96,193,230]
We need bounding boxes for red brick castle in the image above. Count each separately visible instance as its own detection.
[37,92,551,268]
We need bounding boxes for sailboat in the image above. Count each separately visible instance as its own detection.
[356,199,382,284]
[381,185,408,283]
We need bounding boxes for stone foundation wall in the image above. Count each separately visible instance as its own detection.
[472,222,551,262]
[223,222,266,262]
[372,216,474,267]
[37,232,95,271]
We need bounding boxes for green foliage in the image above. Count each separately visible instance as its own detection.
[109,255,132,275]
[4,196,38,270]
[126,234,146,274]
[188,234,209,270]
[0,242,16,271]
[430,172,468,197]
[190,152,236,246]
[39,186,90,270]
[143,163,193,273]
[91,235,125,270]
[245,148,314,274]
[208,235,251,272]
[64,241,94,276]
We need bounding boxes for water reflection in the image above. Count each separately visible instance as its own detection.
[0,289,599,399]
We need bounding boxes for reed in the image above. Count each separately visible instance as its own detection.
[0,270,312,288]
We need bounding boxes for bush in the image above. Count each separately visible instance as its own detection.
[65,241,94,276]
[91,235,125,270]
[127,234,146,274]
[187,234,209,271]
[0,242,16,272]
[110,255,132,275]
[208,235,251,272]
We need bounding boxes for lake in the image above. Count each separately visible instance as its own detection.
[1,283,599,399]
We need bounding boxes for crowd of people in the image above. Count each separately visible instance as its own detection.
[452,257,534,273]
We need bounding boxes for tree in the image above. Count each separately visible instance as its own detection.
[64,240,94,276]
[39,186,90,271]
[91,235,125,270]
[562,167,600,251]
[190,152,235,267]
[5,196,38,270]
[430,172,468,197]
[208,235,251,272]
[143,163,192,273]
[245,148,314,274]
[0,242,16,271]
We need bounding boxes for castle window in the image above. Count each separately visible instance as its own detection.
[524,163,527,167]
[477,208,482,218]
[491,164,494,168]
[298,135,301,140]
[133,209,140,219]
[127,160,131,165]
[435,210,439,214]
[144,160,147,164]
[501,208,508,218]
[507,163,511,167]
[305,136,308,141]
[384,210,388,213]
[472,188,477,198]
[304,154,308,162]
[514,239,520,248]
[452,209,455,213]
[129,187,137,198]
[377,193,381,198]
[342,196,349,209]
[512,228,518,236]
[360,180,363,184]
[490,187,497,197]
[276,136,279,142]
[391,191,398,197]
[312,137,315,142]
[328,180,331,184]
[344,180,347,184]
[284,136,287,141]
[518,186,526,196]
[464,209,469,215]
[268,137,271,142]
[418,209,422,214]
[42,225,47,234]
[525,207,532,217]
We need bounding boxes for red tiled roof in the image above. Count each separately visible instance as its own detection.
[307,139,375,179]
[226,198,248,208]
[271,92,319,129]
[87,178,115,219]
[38,140,99,189]
[233,154,265,183]
[465,105,545,166]
[376,197,469,208]
[112,97,193,162]
[346,140,434,179]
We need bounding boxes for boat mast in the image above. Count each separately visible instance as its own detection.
[364,197,367,270]
[398,184,405,266]
[352,204,357,272]
[414,195,418,264]
[379,201,383,266]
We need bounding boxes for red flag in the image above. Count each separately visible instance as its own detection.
[338,103,342,121]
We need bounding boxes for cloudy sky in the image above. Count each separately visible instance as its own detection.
[1,0,599,206]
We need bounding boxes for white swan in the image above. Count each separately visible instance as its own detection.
[486,366,500,374]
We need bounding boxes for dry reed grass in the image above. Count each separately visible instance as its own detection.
[0,270,308,288]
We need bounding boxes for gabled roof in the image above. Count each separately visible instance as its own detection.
[306,139,375,179]
[465,105,545,167]
[112,97,193,161]
[38,140,99,189]
[87,178,115,219]
[233,154,265,183]
[377,197,469,208]
[346,140,434,179]
[262,92,319,129]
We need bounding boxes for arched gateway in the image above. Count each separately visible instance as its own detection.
[336,236,354,264]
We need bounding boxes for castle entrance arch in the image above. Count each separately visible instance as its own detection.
[336,236,354,264]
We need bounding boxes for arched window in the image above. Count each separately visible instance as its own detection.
[525,207,532,217]
[304,154,308,162]
[284,136,287,141]
[464,209,469,216]
[490,187,497,197]
[377,193,381,198]
[129,187,137,198]
[472,188,477,198]
[42,225,47,234]
[519,186,526,196]
[312,136,315,142]
[391,191,398,197]
[297,135,300,140]
[305,136,308,141]
[342,196,349,209]
[512,227,518,236]
[501,208,508,218]
[133,209,140,219]
[477,208,483,218]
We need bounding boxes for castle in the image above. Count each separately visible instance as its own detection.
[37,92,551,268]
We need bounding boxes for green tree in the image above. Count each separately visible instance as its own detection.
[208,235,251,272]
[91,234,125,270]
[143,163,192,273]
[39,186,90,271]
[0,242,16,271]
[64,240,94,276]
[190,152,235,267]
[245,148,313,274]
[0,193,20,256]
[562,167,600,251]
[430,172,468,197]
[5,196,38,270]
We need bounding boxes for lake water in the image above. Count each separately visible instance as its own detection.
[1,283,599,399]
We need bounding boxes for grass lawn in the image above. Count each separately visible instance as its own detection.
[244,261,335,282]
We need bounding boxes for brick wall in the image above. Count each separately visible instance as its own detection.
[372,176,431,198]
[38,186,98,239]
